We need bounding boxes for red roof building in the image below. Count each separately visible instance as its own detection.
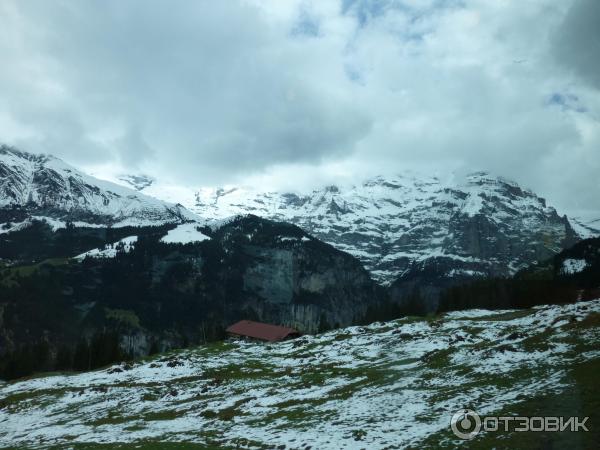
[226,320,301,342]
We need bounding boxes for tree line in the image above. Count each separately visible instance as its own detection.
[0,331,133,380]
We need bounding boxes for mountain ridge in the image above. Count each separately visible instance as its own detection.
[129,171,581,286]
[0,146,590,293]
[0,145,196,229]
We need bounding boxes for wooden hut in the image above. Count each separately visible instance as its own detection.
[226,320,300,342]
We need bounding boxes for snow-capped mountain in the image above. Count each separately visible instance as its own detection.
[0,145,195,228]
[0,144,584,287]
[137,172,579,285]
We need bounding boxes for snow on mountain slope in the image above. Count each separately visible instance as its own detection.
[560,258,588,275]
[1,299,598,449]
[131,172,578,284]
[571,217,600,239]
[117,174,155,191]
[160,222,210,244]
[75,236,138,260]
[0,145,197,228]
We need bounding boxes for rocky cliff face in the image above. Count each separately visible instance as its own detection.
[0,145,193,228]
[205,215,382,333]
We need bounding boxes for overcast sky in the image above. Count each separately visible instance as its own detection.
[1,0,599,218]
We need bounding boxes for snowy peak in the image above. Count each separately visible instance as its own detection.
[0,145,197,228]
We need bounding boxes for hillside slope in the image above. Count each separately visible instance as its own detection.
[1,299,598,449]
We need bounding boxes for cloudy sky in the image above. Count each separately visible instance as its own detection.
[1,0,599,217]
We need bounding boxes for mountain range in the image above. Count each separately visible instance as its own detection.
[116,168,588,306]
[1,145,594,293]
[194,173,580,284]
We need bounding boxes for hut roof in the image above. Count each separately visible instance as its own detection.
[226,320,300,342]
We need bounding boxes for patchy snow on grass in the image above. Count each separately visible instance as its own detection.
[160,222,210,244]
[1,299,599,449]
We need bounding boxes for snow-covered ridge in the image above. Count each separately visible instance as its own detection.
[1,145,585,285]
[75,236,138,260]
[571,217,600,239]
[0,145,199,228]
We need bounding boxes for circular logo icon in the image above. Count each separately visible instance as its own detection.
[451,409,481,439]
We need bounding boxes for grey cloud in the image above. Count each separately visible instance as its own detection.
[0,0,370,183]
[292,4,321,37]
[115,125,155,168]
[547,92,587,113]
[553,0,600,89]
[341,0,464,28]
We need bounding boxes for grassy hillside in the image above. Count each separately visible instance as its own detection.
[1,300,599,449]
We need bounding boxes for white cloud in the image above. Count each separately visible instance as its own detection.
[0,0,598,217]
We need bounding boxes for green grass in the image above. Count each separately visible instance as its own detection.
[88,411,137,427]
[461,358,599,450]
[0,257,70,286]
[567,311,600,329]
[465,309,536,322]
[0,387,78,413]
[415,324,600,450]
[44,442,231,450]
[199,357,301,383]
[200,397,255,422]
[143,409,189,422]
